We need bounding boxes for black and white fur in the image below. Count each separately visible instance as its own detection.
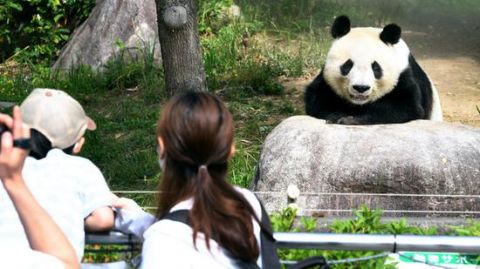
[305,16,442,124]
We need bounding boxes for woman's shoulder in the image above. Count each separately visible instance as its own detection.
[144,218,191,239]
[141,219,233,268]
[233,186,262,218]
[233,186,256,200]
[141,220,196,268]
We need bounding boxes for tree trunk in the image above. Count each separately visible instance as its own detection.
[156,0,207,96]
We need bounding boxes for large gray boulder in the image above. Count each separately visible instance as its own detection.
[252,116,480,217]
[53,0,161,70]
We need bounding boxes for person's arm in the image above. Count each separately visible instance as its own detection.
[76,157,115,232]
[0,107,79,269]
[112,195,155,238]
[4,179,80,269]
[84,206,115,232]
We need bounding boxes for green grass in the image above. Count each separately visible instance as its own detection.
[237,0,403,32]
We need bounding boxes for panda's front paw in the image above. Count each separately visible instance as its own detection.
[336,116,361,125]
[326,113,346,124]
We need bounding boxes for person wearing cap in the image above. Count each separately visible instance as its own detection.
[0,88,114,263]
[0,106,79,269]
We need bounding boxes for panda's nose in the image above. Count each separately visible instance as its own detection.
[353,85,371,93]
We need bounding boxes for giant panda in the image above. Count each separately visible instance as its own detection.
[305,15,443,124]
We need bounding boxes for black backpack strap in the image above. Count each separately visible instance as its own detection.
[255,196,281,269]
[162,209,190,224]
[255,197,330,269]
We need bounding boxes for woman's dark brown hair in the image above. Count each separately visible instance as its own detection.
[156,91,260,263]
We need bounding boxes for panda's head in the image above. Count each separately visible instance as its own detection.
[323,16,410,105]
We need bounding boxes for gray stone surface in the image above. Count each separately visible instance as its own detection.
[252,116,480,217]
[53,0,161,70]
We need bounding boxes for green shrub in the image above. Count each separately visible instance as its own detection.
[270,206,448,268]
[0,0,95,64]
[449,220,480,236]
[198,0,235,34]
[270,205,480,267]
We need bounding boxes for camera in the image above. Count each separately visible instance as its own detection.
[0,123,31,151]
[0,123,10,136]
[0,123,10,151]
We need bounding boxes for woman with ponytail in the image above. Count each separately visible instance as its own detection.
[149,91,265,268]
[114,91,268,268]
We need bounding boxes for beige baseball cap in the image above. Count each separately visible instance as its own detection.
[20,88,97,149]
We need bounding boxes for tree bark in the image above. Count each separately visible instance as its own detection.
[156,0,207,96]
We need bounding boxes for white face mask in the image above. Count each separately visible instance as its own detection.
[156,144,165,171]
[158,157,165,171]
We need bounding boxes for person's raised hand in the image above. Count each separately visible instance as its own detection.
[111,195,143,212]
[0,106,30,184]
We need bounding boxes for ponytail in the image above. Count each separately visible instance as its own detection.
[191,164,214,249]
[190,163,260,262]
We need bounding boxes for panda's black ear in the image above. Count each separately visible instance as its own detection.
[331,15,351,39]
[380,24,402,45]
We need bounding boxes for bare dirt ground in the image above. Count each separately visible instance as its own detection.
[402,6,480,127]
[419,57,479,126]
[284,7,480,127]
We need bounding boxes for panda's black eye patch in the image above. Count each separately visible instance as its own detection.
[372,61,383,79]
[340,59,353,76]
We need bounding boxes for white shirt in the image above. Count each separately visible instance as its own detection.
[1,249,64,269]
[140,187,262,269]
[0,149,112,261]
